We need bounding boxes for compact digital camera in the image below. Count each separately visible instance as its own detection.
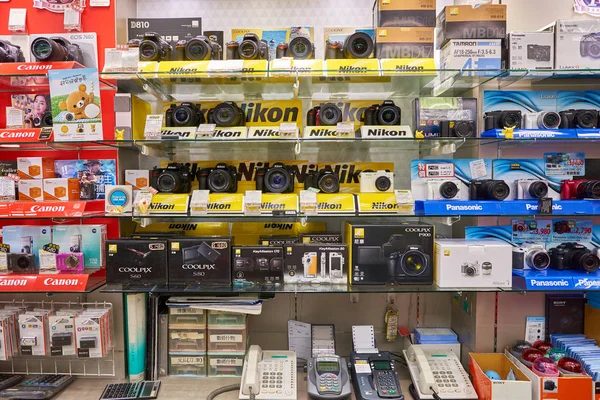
[527,44,551,61]
[226,33,269,60]
[31,37,84,64]
[559,109,599,129]
[580,32,600,58]
[207,102,246,127]
[512,243,550,271]
[426,179,461,200]
[360,170,394,193]
[483,110,523,130]
[276,37,315,60]
[197,163,239,193]
[182,242,221,264]
[362,101,401,126]
[325,32,374,59]
[56,253,84,272]
[304,170,340,193]
[175,36,222,61]
[255,163,296,193]
[469,180,510,201]
[516,179,549,200]
[0,40,25,63]
[7,253,37,273]
[165,103,204,127]
[523,112,561,129]
[151,163,192,193]
[306,103,343,126]
[560,179,600,200]
[138,32,173,61]
[549,242,600,273]
[461,261,480,277]
[439,120,475,138]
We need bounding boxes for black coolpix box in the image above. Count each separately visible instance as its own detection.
[259,236,299,246]
[232,246,284,285]
[345,223,434,285]
[168,238,231,285]
[106,240,168,285]
[299,234,343,244]
[283,244,348,284]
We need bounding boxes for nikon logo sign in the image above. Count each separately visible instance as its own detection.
[362,128,409,138]
[240,103,299,124]
[207,203,231,210]
[339,66,368,73]
[169,67,198,74]
[371,202,398,210]
[395,65,425,71]
[307,129,351,137]
[149,203,175,210]
[249,128,280,138]
[318,203,342,210]
[261,202,285,210]
[213,129,244,138]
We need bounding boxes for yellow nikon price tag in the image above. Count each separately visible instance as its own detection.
[207,193,244,214]
[325,59,380,77]
[380,58,436,76]
[357,193,400,213]
[260,193,299,215]
[149,194,190,214]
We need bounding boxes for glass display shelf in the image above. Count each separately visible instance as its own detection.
[0,269,106,293]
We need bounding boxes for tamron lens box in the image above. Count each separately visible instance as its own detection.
[232,246,284,286]
[106,240,168,285]
[375,0,436,28]
[375,27,435,59]
[168,238,231,285]
[436,5,507,49]
[283,244,348,284]
[345,223,434,285]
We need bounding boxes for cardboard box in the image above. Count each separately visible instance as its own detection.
[300,234,343,244]
[52,225,107,268]
[469,353,532,400]
[18,180,43,201]
[43,178,79,201]
[507,32,554,70]
[324,27,376,59]
[2,225,52,266]
[283,244,348,284]
[168,238,231,285]
[435,239,512,288]
[258,237,298,246]
[125,170,150,191]
[436,5,507,49]
[17,157,55,180]
[413,97,478,137]
[375,0,436,28]
[375,27,434,59]
[440,39,503,81]
[233,246,283,286]
[106,239,168,285]
[545,20,600,70]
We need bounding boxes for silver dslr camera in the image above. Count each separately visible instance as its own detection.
[426,179,461,200]
[516,179,549,200]
[512,243,551,270]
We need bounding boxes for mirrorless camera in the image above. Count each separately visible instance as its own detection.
[426,179,461,200]
[31,37,84,64]
[276,37,315,60]
[138,32,173,62]
[56,253,84,272]
[439,120,475,137]
[362,101,401,126]
[304,170,340,194]
[527,44,551,62]
[175,36,222,61]
[483,110,522,130]
[550,242,600,273]
[151,163,192,193]
[0,40,25,63]
[360,170,394,193]
[226,33,269,60]
[7,253,37,273]
[516,179,549,200]
[325,32,374,59]
[469,180,510,201]
[513,243,550,271]
[523,112,561,129]
[197,163,239,193]
[560,179,600,200]
[461,261,480,277]
[165,103,204,127]
[580,33,600,58]
[207,102,246,127]
[559,109,599,129]
[306,103,343,126]
[256,163,296,193]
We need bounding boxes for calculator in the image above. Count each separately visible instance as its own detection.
[99,381,161,400]
[0,374,75,399]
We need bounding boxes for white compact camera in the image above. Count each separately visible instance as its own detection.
[523,111,561,129]
[461,261,480,277]
[516,179,549,200]
[512,243,550,270]
[426,179,461,200]
[359,170,394,193]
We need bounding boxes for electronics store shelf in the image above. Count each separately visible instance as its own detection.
[0,269,106,294]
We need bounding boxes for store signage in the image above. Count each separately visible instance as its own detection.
[0,275,37,292]
[34,276,89,292]
[7,201,86,217]
[0,128,50,143]
[574,0,600,16]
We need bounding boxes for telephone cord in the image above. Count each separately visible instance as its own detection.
[207,383,258,400]
[408,383,442,400]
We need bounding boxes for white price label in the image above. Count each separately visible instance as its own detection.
[395,190,415,214]
[244,190,262,216]
[8,8,26,32]
[144,114,164,139]
[5,107,23,129]
[279,123,298,138]
[469,159,488,179]
[63,8,81,31]
[90,0,110,6]
[300,190,318,215]
[197,124,216,138]
[336,123,355,136]
[104,49,123,71]
[190,190,209,215]
[209,357,243,367]
[210,334,242,343]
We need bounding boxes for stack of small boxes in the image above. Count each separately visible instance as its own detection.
[17,157,55,202]
[168,307,208,376]
[206,310,248,377]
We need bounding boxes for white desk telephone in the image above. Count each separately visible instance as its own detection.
[239,345,297,400]
[403,345,477,400]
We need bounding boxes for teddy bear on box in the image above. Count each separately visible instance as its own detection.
[59,83,101,120]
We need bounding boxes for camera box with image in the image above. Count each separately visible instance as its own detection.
[375,0,436,28]
[507,32,554,70]
[413,97,478,137]
[125,170,150,191]
[436,5,507,49]
[324,28,375,59]
[375,27,434,59]
[43,178,79,201]
[543,20,600,70]
[52,225,106,268]
[233,246,284,286]
[168,237,232,285]
[283,244,348,284]
[18,179,43,202]
[29,33,98,68]
[17,157,55,180]
[440,39,504,81]
[435,239,512,288]
[2,225,51,266]
[106,239,168,285]
[127,17,203,59]
[345,223,434,285]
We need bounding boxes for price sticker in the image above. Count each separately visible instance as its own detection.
[144,114,163,139]
[336,123,355,137]
[279,123,298,139]
[190,190,209,215]
[8,9,26,33]
[300,190,318,215]
[197,124,216,138]
[5,107,23,129]
[244,190,262,216]
[511,219,552,243]
[469,159,488,179]
[395,190,415,214]
[544,152,585,176]
[63,7,81,31]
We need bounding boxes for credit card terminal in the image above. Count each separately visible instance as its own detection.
[307,355,351,399]
[350,352,403,400]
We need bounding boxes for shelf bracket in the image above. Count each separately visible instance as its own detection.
[429,216,461,226]
[293,71,299,99]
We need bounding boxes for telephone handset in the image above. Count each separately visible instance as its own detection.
[404,345,477,400]
[239,345,297,400]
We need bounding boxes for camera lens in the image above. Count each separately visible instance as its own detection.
[400,250,427,276]
[576,110,598,129]
[17,256,30,270]
[465,265,477,277]
[239,40,258,60]
[375,176,392,192]
[318,103,342,126]
[526,249,551,270]
[487,181,510,201]
[212,102,244,127]
[377,105,401,125]
[31,38,67,61]
[574,250,600,273]
[343,32,374,59]
[590,42,600,58]
[157,172,181,193]
[539,112,561,129]
[535,48,549,61]
[42,112,53,127]
[208,169,233,193]
[185,38,210,61]
[288,37,312,60]
[139,41,160,61]
[66,255,80,269]
[172,105,193,126]
[580,181,600,199]
[317,174,340,194]
[500,112,521,129]
[264,168,292,194]
[528,181,549,199]
[439,181,459,199]
[453,121,474,137]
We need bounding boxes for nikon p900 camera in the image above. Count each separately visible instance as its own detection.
[0,40,25,63]
[176,36,222,61]
[151,163,192,193]
[226,33,269,60]
[31,37,84,64]
[325,32,374,59]
[138,32,173,62]
[197,163,239,193]
[256,163,296,193]
[165,103,204,127]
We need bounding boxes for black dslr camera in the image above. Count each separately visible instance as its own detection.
[559,109,599,129]
[256,163,296,193]
[469,179,510,201]
[176,36,222,61]
[138,32,173,62]
[439,120,475,137]
[325,32,374,59]
[306,103,343,126]
[527,44,551,61]
[304,169,340,194]
[580,33,600,58]
[31,37,84,64]
[151,163,192,193]
[0,40,25,63]
[363,100,401,126]
[549,242,600,273]
[276,37,315,60]
[165,103,204,127]
[207,101,246,127]
[483,110,522,130]
[226,33,269,60]
[197,163,239,193]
